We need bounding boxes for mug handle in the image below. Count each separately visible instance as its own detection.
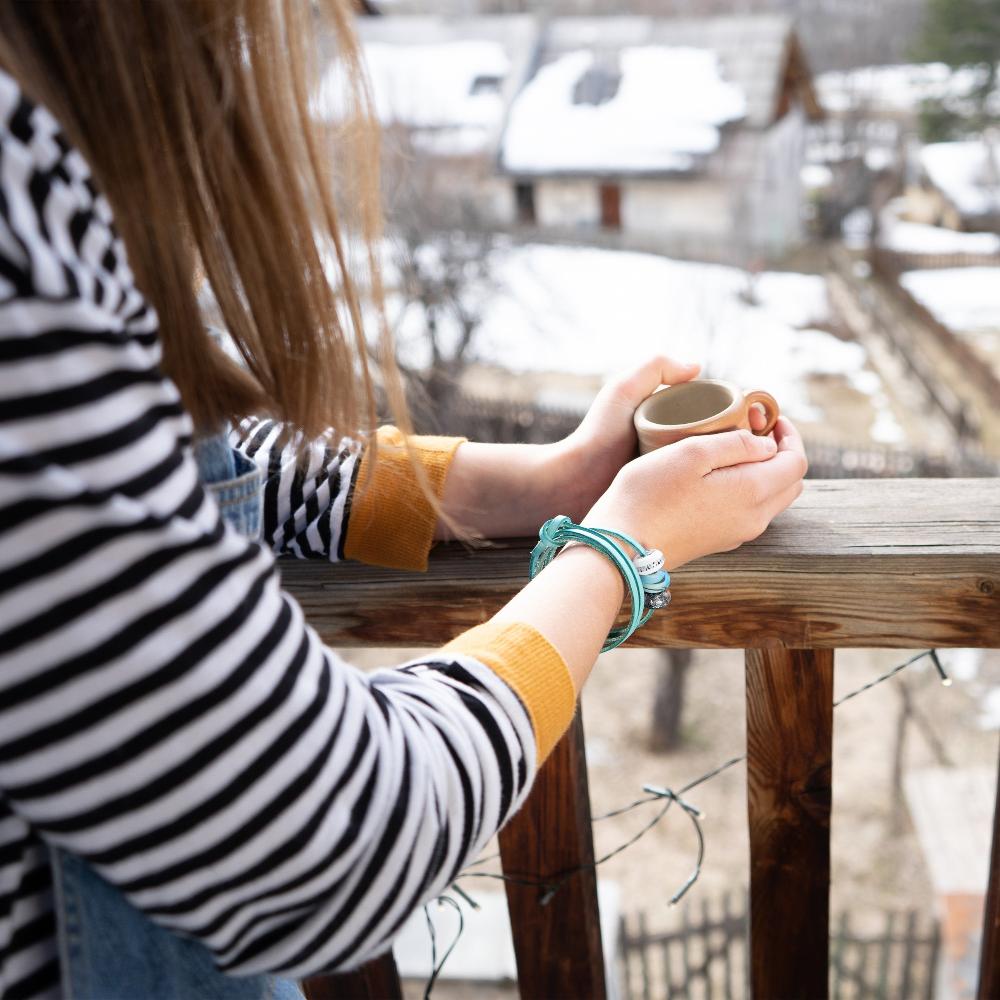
[745,390,780,436]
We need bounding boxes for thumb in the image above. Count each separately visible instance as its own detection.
[681,429,777,474]
[605,354,701,410]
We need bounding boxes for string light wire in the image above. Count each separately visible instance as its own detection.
[422,896,464,1000]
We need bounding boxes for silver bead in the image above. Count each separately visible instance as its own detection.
[647,590,671,610]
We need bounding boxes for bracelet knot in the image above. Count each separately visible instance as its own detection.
[537,514,571,546]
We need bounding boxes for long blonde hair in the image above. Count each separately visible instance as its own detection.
[0,0,405,446]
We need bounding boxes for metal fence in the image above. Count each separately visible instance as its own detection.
[619,899,940,1000]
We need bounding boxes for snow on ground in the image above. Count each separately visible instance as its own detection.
[878,200,1000,255]
[979,688,1000,729]
[391,244,898,438]
[900,267,1000,333]
[317,41,510,155]
[501,47,745,174]
[801,164,834,190]
[843,199,1000,256]
[920,141,1000,220]
[841,207,873,251]
[815,62,999,116]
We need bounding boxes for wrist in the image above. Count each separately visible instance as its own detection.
[583,496,687,571]
[555,540,627,605]
[540,436,597,523]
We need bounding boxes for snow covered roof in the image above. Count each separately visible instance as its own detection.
[541,16,814,131]
[920,140,1000,221]
[500,15,819,177]
[502,46,746,175]
[316,16,537,157]
[322,15,819,169]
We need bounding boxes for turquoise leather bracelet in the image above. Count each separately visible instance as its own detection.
[529,515,671,652]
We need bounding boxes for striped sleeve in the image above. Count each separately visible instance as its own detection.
[230,419,466,572]
[0,67,564,987]
[228,417,362,563]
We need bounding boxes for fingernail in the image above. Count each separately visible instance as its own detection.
[763,436,777,451]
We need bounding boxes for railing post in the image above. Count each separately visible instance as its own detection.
[498,710,606,1000]
[301,952,402,1000]
[978,739,1000,999]
[746,648,834,999]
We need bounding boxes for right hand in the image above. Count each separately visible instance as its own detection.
[582,416,808,569]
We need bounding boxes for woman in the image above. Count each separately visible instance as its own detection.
[0,2,807,998]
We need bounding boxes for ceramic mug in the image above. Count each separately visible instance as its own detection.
[634,379,780,455]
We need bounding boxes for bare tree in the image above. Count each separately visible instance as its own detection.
[380,127,506,431]
[649,648,694,752]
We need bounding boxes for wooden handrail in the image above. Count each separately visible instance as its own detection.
[283,479,1000,650]
[288,478,1000,999]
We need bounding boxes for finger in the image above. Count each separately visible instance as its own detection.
[748,403,768,432]
[761,478,805,526]
[606,354,700,409]
[773,416,805,454]
[730,443,808,501]
[679,428,777,475]
[772,416,808,476]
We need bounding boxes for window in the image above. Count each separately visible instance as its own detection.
[515,182,536,225]
[572,64,622,107]
[470,75,504,96]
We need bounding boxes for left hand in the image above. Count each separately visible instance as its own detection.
[545,355,770,521]
[436,355,771,540]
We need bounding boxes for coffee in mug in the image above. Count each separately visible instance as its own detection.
[634,379,779,455]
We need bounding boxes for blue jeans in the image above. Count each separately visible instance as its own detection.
[50,431,304,999]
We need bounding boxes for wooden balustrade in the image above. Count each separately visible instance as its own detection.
[297,479,1000,1000]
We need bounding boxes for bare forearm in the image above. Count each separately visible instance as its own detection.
[438,440,626,690]
[436,441,574,540]
[492,544,624,691]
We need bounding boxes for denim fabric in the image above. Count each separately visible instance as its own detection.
[193,434,262,541]
[51,431,302,999]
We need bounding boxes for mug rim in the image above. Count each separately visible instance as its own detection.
[634,378,742,433]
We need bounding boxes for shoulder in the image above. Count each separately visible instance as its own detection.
[0,66,152,332]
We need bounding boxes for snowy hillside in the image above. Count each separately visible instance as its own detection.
[389,243,903,442]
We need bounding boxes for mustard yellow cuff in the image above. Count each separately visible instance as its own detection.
[443,621,577,767]
[344,426,465,571]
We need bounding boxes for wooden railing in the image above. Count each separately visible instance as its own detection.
[871,247,1000,272]
[293,479,1000,999]
[870,247,1000,410]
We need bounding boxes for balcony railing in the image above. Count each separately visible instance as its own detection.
[287,478,1000,1000]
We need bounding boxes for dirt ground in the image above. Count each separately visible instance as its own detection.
[337,645,1000,998]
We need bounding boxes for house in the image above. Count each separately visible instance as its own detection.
[500,16,823,263]
[319,15,824,262]
[904,137,1000,234]
[317,16,538,221]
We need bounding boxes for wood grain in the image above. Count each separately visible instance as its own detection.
[746,649,834,1000]
[978,740,1000,1000]
[281,480,1000,649]
[498,713,606,1000]
[301,952,402,1000]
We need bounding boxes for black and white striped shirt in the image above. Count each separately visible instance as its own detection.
[0,69,536,999]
